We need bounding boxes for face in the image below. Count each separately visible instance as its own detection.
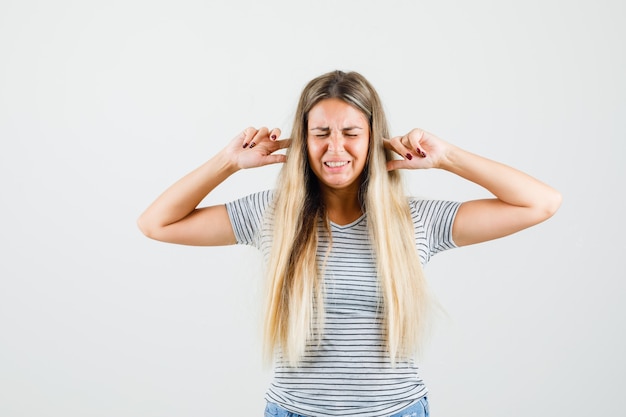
[306,98,370,194]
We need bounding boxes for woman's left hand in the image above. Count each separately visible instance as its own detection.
[384,128,450,171]
[385,129,562,247]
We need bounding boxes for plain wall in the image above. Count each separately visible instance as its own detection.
[1,0,624,416]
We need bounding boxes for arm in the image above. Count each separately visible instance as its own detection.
[385,128,562,247]
[137,127,290,246]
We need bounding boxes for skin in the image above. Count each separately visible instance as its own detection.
[137,99,562,248]
[384,128,562,245]
[306,98,370,224]
[136,126,289,246]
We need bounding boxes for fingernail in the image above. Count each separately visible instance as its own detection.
[417,148,426,157]
[243,143,249,149]
[249,142,256,149]
[405,153,413,160]
[271,134,277,140]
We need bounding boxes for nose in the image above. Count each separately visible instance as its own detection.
[327,132,345,152]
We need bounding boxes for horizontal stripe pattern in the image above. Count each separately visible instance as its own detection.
[226,190,460,417]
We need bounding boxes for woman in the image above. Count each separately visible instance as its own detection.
[137,70,561,417]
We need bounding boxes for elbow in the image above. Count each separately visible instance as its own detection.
[540,189,563,221]
[137,215,159,240]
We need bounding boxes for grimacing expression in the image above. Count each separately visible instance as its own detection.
[306,98,370,194]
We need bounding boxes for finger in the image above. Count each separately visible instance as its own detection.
[400,134,423,156]
[383,138,406,155]
[274,138,292,150]
[269,127,282,141]
[242,126,257,149]
[386,159,411,171]
[384,137,409,157]
[249,126,269,149]
[385,136,423,165]
[406,129,427,157]
[392,133,426,159]
[264,154,287,165]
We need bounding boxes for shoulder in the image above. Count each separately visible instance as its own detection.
[228,189,275,209]
[407,197,462,255]
[225,190,276,246]
[407,197,461,226]
[225,189,276,222]
[407,196,460,210]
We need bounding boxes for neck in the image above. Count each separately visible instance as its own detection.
[320,186,363,226]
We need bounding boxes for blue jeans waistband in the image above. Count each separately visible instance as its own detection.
[264,396,429,417]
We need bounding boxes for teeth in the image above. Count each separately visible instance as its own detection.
[325,161,348,168]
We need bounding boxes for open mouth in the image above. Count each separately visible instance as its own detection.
[324,161,349,168]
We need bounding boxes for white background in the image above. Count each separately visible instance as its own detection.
[1,0,624,416]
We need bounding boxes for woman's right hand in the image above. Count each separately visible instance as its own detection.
[226,127,291,170]
[138,126,290,246]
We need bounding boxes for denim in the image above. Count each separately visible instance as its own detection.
[264,396,429,417]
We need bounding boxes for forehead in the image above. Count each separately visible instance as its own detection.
[307,98,369,128]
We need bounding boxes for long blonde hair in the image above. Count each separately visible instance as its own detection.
[263,70,431,365]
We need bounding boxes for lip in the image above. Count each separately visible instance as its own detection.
[323,160,351,170]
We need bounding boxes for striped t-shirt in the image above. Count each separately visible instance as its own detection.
[226,190,460,417]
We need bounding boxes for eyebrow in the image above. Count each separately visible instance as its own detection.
[309,126,364,131]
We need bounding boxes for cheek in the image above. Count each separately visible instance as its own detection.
[355,139,370,159]
[307,141,322,160]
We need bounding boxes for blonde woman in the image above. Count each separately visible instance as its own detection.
[137,70,561,417]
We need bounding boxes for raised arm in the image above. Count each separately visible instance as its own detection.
[385,128,562,247]
[137,127,290,246]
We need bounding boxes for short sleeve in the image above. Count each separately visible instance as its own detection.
[409,199,461,266]
[225,190,274,247]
